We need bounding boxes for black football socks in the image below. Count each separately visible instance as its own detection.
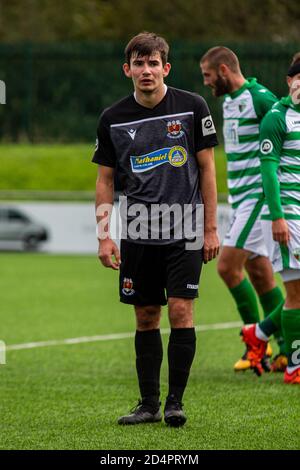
[135,329,163,409]
[167,328,196,402]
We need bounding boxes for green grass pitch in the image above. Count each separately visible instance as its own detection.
[0,254,299,450]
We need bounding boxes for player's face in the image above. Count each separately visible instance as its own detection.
[200,61,231,97]
[288,72,300,106]
[123,52,171,94]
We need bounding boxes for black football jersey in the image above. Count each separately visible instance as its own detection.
[92,86,218,243]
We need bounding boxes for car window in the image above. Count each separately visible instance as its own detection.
[7,210,29,222]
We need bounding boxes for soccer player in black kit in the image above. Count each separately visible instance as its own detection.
[92,32,219,427]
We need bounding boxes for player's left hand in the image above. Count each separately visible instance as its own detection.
[272,218,290,246]
[203,229,220,263]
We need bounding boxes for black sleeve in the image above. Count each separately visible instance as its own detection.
[194,95,218,152]
[91,112,116,167]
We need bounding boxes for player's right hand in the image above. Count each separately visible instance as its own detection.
[203,229,220,263]
[98,238,121,270]
[272,218,290,246]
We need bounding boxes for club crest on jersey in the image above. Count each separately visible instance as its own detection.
[238,99,247,113]
[167,120,184,138]
[130,146,187,173]
[122,277,135,296]
[293,248,300,262]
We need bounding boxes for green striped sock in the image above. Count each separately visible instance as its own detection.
[229,278,260,324]
[259,287,286,354]
[258,302,283,337]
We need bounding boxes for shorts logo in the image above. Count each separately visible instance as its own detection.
[122,278,135,296]
[167,120,184,139]
[260,139,273,154]
[186,284,198,289]
[130,146,187,173]
[293,248,300,261]
[202,115,216,136]
[95,137,99,151]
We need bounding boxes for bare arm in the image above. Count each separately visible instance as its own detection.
[95,165,121,270]
[196,147,220,263]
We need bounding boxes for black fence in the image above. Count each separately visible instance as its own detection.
[0,41,298,142]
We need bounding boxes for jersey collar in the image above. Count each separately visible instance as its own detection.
[228,77,257,99]
[133,84,168,105]
[228,80,250,99]
[281,94,300,112]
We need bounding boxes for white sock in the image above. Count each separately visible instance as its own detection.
[287,365,300,374]
[255,324,269,342]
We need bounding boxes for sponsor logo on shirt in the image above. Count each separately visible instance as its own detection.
[224,119,239,146]
[167,120,184,139]
[127,129,137,140]
[260,139,274,154]
[202,115,216,136]
[130,146,187,173]
[122,278,135,296]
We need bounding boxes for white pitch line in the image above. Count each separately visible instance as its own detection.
[6,321,242,352]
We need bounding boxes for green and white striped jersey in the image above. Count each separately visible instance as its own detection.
[223,77,277,208]
[260,95,300,220]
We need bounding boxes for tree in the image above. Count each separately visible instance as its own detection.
[0,0,299,43]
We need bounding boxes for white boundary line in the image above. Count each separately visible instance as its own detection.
[5,321,242,352]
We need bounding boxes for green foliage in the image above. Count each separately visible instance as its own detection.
[0,0,299,42]
[0,41,298,142]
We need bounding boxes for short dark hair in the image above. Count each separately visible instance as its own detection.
[125,32,169,66]
[200,46,240,74]
[287,51,300,77]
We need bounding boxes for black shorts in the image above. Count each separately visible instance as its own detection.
[119,239,203,306]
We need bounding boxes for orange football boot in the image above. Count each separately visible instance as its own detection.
[283,368,300,384]
[240,324,268,376]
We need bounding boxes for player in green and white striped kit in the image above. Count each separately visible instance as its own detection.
[241,52,300,384]
[200,47,286,372]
